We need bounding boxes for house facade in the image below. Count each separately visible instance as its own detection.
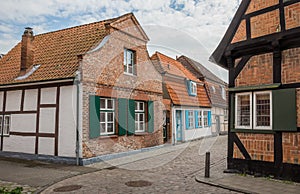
[178,56,228,135]
[211,0,300,181]
[0,13,164,165]
[151,52,211,144]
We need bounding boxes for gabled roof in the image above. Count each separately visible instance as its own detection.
[177,55,227,108]
[151,52,198,81]
[0,13,146,85]
[210,0,250,68]
[151,52,210,107]
[177,55,226,85]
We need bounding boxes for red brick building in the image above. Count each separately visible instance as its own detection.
[211,0,300,181]
[0,13,164,165]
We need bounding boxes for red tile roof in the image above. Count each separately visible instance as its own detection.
[152,52,210,107]
[0,14,135,85]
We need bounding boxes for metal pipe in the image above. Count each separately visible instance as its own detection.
[205,152,210,178]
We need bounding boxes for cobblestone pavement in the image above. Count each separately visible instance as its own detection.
[42,135,240,194]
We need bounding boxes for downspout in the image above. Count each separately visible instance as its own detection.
[75,55,82,165]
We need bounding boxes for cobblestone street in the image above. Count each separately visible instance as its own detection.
[42,135,239,193]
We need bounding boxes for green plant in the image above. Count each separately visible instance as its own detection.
[0,186,23,194]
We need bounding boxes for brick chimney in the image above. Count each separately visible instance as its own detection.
[20,27,34,75]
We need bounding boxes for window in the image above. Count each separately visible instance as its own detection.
[0,115,10,136]
[100,98,115,135]
[124,49,135,75]
[235,93,252,129]
[187,81,197,96]
[203,111,209,127]
[254,91,272,129]
[235,91,272,130]
[224,108,228,121]
[135,101,145,132]
[221,86,226,100]
[196,110,202,128]
[186,110,194,129]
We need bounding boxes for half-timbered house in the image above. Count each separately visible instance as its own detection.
[211,0,300,181]
[0,13,164,165]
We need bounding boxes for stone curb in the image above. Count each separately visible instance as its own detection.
[195,176,257,194]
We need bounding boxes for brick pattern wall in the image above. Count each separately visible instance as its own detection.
[235,53,273,87]
[283,133,300,164]
[285,2,300,30]
[231,19,246,44]
[297,89,300,127]
[246,0,279,14]
[282,48,300,84]
[251,9,280,39]
[233,133,274,162]
[81,17,164,158]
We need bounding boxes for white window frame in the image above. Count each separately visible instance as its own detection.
[135,101,145,132]
[203,111,209,127]
[100,98,115,135]
[190,81,197,96]
[124,48,135,75]
[196,110,202,128]
[253,91,272,130]
[0,115,10,136]
[235,92,252,129]
[187,110,194,129]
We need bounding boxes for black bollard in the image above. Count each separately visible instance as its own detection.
[205,152,210,178]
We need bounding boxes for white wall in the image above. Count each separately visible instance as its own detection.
[58,85,77,157]
[184,127,212,141]
[39,108,56,133]
[3,136,35,154]
[41,87,56,104]
[24,89,38,111]
[11,114,36,132]
[6,90,22,111]
[39,137,55,155]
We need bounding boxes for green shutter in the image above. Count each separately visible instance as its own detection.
[118,98,127,136]
[128,99,135,135]
[89,95,100,139]
[272,89,297,131]
[230,93,235,130]
[148,101,154,133]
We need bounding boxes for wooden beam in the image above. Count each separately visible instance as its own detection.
[233,133,251,160]
[234,55,252,80]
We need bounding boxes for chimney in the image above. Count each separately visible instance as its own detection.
[20,27,34,75]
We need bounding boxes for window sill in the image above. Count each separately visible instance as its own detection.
[231,129,275,134]
[99,135,118,139]
[134,132,149,136]
[123,72,137,77]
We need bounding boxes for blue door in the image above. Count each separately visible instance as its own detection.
[176,110,182,141]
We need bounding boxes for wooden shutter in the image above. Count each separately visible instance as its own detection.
[148,101,154,133]
[128,99,135,135]
[195,111,199,128]
[272,88,297,131]
[89,95,100,139]
[118,98,127,136]
[208,111,212,127]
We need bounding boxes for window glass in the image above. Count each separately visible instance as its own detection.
[124,49,135,75]
[236,94,251,128]
[99,98,115,135]
[203,111,209,127]
[135,101,145,132]
[255,92,271,128]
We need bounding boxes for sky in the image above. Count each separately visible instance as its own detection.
[0,0,242,82]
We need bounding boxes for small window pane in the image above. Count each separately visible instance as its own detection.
[139,123,144,131]
[139,103,144,111]
[107,123,114,132]
[256,93,270,127]
[237,94,251,127]
[107,113,114,122]
[100,112,105,122]
[100,99,106,109]
[139,114,144,121]
[107,99,113,109]
[100,123,106,133]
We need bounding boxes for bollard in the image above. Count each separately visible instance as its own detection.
[205,152,210,178]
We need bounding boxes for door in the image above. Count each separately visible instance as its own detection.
[176,110,182,141]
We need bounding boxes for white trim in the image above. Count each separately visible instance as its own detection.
[253,91,272,130]
[235,92,252,129]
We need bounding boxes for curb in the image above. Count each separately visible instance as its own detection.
[195,176,258,194]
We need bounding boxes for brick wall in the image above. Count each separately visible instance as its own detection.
[282,48,300,84]
[246,0,279,14]
[285,2,300,30]
[231,19,246,44]
[283,133,300,164]
[251,9,280,39]
[233,133,274,162]
[235,53,273,87]
[81,17,164,158]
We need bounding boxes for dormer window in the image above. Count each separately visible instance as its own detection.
[187,80,197,96]
[124,48,136,75]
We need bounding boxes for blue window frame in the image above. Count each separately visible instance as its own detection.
[185,110,194,129]
[195,110,202,128]
[187,80,197,96]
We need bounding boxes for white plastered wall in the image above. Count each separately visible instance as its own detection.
[6,90,22,111]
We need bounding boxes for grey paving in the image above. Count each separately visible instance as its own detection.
[1,135,300,194]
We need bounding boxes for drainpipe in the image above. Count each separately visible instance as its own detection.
[75,56,82,166]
